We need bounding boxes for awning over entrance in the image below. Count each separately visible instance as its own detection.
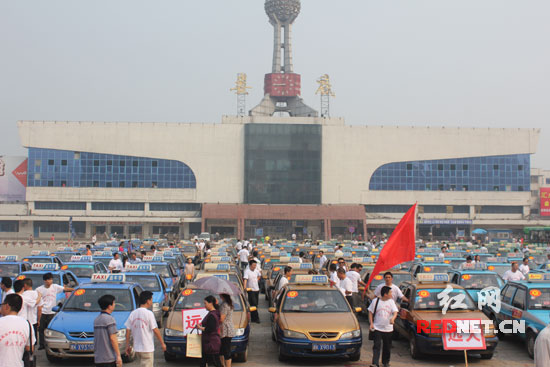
[202,204,367,240]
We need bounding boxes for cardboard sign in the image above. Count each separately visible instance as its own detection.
[182,308,209,335]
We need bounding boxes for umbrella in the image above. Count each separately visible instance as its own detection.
[193,276,242,296]
[472,228,488,235]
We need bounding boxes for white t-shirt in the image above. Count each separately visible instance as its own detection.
[345,271,361,293]
[36,284,65,314]
[243,268,260,291]
[374,283,404,302]
[298,257,303,264]
[503,270,525,281]
[368,298,398,332]
[236,242,242,251]
[336,277,353,297]
[124,307,158,353]
[19,290,40,324]
[519,264,530,276]
[238,249,250,263]
[108,258,123,271]
[1,288,14,303]
[330,271,338,284]
[0,315,33,367]
[318,255,327,269]
[277,276,289,291]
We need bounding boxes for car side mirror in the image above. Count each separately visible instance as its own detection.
[354,307,362,313]
[162,306,170,312]
[52,306,60,313]
[268,307,276,313]
[249,306,257,312]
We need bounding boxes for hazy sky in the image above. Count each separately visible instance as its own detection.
[1,1,549,167]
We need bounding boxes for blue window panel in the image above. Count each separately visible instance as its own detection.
[27,148,196,189]
[369,154,530,192]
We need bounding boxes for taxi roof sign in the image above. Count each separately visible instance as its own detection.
[125,264,153,272]
[31,263,59,271]
[91,273,126,283]
[204,263,230,271]
[93,251,112,257]
[287,263,313,269]
[417,273,449,283]
[57,246,74,251]
[293,275,329,284]
[210,256,231,262]
[142,256,164,262]
[0,255,18,261]
[527,273,550,282]
[70,255,93,262]
[30,250,50,256]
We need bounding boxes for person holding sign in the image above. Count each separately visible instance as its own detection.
[198,295,222,367]
[368,286,398,367]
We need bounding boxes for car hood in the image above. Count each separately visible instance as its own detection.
[412,310,490,322]
[50,311,131,333]
[530,310,550,327]
[281,312,358,333]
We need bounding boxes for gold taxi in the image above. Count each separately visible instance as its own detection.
[192,263,245,290]
[269,274,362,361]
[394,273,498,360]
[163,284,254,362]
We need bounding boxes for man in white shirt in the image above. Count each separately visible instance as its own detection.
[374,272,409,304]
[108,253,124,273]
[238,247,250,271]
[243,260,261,323]
[274,266,293,301]
[125,291,166,367]
[503,262,526,282]
[336,268,353,305]
[36,272,74,350]
[535,322,550,367]
[1,277,14,303]
[519,257,530,276]
[318,251,328,270]
[19,279,41,345]
[236,240,243,251]
[298,252,305,264]
[346,264,366,308]
[0,294,34,367]
[368,286,398,367]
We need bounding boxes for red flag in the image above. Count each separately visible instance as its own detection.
[364,203,417,293]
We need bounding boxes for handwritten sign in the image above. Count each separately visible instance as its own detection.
[182,308,209,335]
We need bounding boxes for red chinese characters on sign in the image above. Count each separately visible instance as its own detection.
[182,308,209,335]
[441,319,486,351]
[541,188,550,216]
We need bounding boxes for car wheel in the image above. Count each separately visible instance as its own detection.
[480,352,494,360]
[164,351,177,362]
[349,350,361,361]
[409,334,423,360]
[234,346,248,362]
[46,352,62,364]
[278,344,288,362]
[526,331,536,359]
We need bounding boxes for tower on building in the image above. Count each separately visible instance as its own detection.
[250,0,318,117]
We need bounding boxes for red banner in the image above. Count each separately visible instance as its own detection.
[541,188,550,216]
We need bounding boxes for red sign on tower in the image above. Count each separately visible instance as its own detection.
[264,73,301,97]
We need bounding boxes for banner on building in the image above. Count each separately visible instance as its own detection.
[541,188,550,216]
[0,156,27,202]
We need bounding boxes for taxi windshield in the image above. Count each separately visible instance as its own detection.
[271,270,282,280]
[64,288,134,312]
[150,264,173,278]
[21,274,61,290]
[94,258,111,267]
[66,265,94,278]
[0,264,20,277]
[459,274,501,289]
[125,275,161,292]
[487,265,509,277]
[528,288,550,310]
[414,288,476,311]
[25,257,54,265]
[369,273,411,290]
[175,289,243,311]
[282,290,350,313]
[420,265,450,273]
[55,253,78,262]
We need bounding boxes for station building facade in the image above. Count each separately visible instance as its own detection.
[0,116,542,240]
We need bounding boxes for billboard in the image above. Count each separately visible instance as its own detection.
[541,188,550,217]
[0,156,27,202]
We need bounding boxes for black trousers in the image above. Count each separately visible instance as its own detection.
[200,353,222,367]
[248,291,260,322]
[95,363,116,367]
[372,330,392,365]
[39,314,55,347]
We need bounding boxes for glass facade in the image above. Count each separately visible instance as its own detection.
[35,202,86,210]
[244,124,321,204]
[91,202,144,211]
[149,203,201,211]
[28,148,196,189]
[365,205,469,214]
[369,154,530,192]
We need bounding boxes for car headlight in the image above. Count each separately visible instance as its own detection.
[283,329,307,339]
[235,328,245,336]
[152,303,160,311]
[117,329,126,338]
[165,328,185,337]
[44,329,66,340]
[340,329,361,339]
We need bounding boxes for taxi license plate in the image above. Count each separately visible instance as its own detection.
[69,343,94,351]
[312,344,336,352]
